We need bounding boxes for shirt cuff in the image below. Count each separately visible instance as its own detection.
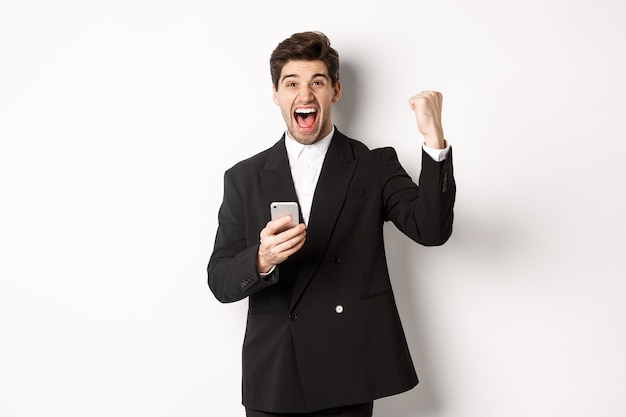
[259,264,276,277]
[422,141,451,162]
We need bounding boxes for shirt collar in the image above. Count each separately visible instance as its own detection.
[284,127,334,161]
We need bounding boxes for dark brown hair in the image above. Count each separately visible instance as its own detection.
[270,31,340,89]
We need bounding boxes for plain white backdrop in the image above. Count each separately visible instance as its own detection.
[1,1,625,416]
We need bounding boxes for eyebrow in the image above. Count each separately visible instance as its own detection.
[281,73,329,83]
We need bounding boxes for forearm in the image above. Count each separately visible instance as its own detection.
[414,149,456,245]
[208,243,277,303]
[383,147,456,246]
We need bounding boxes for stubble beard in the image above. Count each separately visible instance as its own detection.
[287,117,331,146]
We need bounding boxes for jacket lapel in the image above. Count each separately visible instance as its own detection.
[289,130,357,309]
[259,136,300,214]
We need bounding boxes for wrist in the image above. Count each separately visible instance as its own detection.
[256,254,273,274]
[423,130,445,149]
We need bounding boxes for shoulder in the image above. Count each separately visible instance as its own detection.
[334,130,398,160]
[334,130,369,153]
[225,137,284,174]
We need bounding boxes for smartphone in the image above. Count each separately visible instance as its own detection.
[270,201,299,232]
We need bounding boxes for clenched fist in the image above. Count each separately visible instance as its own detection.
[409,91,445,149]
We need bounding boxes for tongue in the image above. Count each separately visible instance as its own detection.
[296,113,316,129]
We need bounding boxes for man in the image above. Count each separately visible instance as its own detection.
[208,31,455,417]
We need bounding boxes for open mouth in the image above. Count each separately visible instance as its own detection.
[294,107,318,131]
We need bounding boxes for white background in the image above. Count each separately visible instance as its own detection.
[1,1,625,416]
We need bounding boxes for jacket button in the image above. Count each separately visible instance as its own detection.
[240,276,253,289]
[288,313,298,321]
[331,256,341,264]
[335,305,344,314]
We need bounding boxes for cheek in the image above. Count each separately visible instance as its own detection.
[280,102,292,114]
[276,95,292,110]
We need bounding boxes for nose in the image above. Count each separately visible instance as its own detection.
[298,85,314,101]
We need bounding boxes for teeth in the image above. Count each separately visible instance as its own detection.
[295,108,317,114]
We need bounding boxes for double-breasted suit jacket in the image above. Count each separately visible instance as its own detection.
[208,129,455,413]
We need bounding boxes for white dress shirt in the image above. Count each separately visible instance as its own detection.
[285,129,334,225]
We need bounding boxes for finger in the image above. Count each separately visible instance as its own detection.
[264,232,306,265]
[274,233,306,258]
[274,225,306,248]
[278,222,306,238]
[409,91,443,106]
[264,216,295,236]
[260,223,305,254]
[409,94,429,111]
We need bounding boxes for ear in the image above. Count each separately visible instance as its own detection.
[272,84,279,105]
[332,80,342,103]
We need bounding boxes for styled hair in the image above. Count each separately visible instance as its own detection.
[270,31,340,89]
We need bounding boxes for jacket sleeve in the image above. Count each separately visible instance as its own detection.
[381,147,456,246]
[207,169,279,303]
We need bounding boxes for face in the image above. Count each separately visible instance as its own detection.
[273,60,341,145]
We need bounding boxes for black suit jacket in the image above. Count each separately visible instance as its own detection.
[208,129,455,413]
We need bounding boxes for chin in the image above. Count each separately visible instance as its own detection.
[290,128,321,145]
